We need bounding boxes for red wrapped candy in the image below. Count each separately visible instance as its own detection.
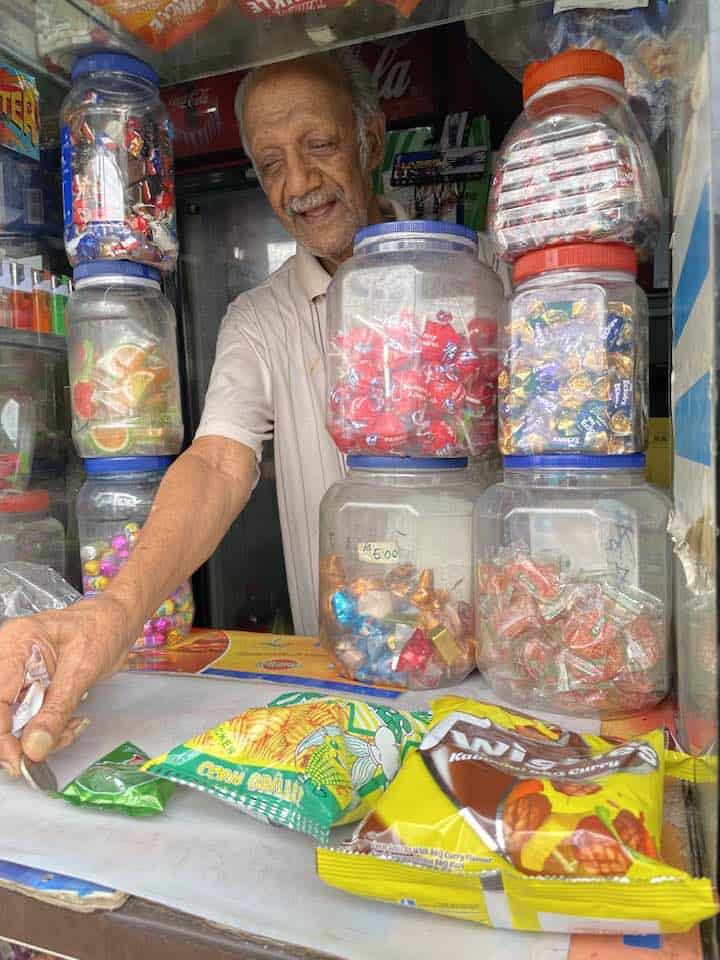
[421,311,464,365]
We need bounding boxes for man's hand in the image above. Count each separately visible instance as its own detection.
[0,436,257,777]
[0,595,131,777]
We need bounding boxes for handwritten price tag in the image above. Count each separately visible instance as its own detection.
[357,541,401,565]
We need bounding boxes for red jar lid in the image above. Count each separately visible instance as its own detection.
[523,50,625,104]
[0,490,50,513]
[513,243,638,285]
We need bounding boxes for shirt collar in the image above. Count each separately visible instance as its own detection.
[294,197,406,303]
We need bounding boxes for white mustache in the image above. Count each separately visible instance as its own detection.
[286,188,342,216]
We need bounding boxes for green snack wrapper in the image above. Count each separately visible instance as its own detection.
[54,741,175,816]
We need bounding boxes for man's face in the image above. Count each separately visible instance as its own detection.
[242,59,384,266]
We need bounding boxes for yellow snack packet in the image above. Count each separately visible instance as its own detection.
[317,696,718,933]
[144,691,429,842]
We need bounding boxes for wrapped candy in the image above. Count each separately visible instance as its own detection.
[488,51,662,261]
[475,545,668,716]
[61,54,177,271]
[320,558,476,691]
[326,220,503,458]
[327,309,498,458]
[500,244,648,456]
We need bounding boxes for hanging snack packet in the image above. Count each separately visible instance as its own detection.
[144,692,429,842]
[55,742,175,816]
[89,0,229,51]
[318,697,718,934]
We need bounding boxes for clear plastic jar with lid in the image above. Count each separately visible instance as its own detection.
[67,261,184,459]
[319,456,484,689]
[76,456,194,649]
[326,220,503,458]
[500,243,648,455]
[488,50,662,260]
[0,490,65,575]
[474,454,671,717]
[61,53,177,271]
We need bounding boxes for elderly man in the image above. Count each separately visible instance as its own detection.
[0,51,396,776]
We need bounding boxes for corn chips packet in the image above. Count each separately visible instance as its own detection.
[55,742,175,816]
[144,692,429,842]
[317,697,718,934]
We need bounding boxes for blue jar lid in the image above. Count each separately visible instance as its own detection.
[503,454,646,470]
[71,53,159,86]
[84,456,173,475]
[73,261,161,284]
[347,455,469,470]
[354,220,478,249]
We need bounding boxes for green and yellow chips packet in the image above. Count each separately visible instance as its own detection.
[143,692,430,842]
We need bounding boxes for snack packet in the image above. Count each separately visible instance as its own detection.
[144,692,429,841]
[55,742,175,816]
[317,697,718,934]
[90,0,229,51]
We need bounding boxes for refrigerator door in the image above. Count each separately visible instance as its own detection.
[173,175,295,633]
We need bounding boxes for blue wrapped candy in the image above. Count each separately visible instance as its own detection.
[332,589,358,625]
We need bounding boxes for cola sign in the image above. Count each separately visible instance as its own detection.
[360,34,437,122]
[163,31,440,159]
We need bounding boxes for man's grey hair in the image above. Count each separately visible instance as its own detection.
[235,50,381,173]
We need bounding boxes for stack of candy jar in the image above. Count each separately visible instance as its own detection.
[499,243,648,455]
[76,456,194,649]
[488,50,662,260]
[325,221,503,458]
[66,261,184,458]
[61,53,177,271]
[319,456,484,689]
[473,454,671,717]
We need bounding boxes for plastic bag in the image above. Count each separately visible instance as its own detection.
[318,696,719,934]
[547,5,671,144]
[0,562,80,623]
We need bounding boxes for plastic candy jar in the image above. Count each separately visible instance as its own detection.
[474,454,671,717]
[76,456,194,649]
[61,53,177,271]
[67,261,184,459]
[319,456,483,689]
[326,220,503,458]
[500,243,648,455]
[488,50,662,260]
[0,490,65,575]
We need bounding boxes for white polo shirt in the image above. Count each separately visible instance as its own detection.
[195,237,348,638]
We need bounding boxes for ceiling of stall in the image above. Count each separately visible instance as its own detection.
[0,0,544,86]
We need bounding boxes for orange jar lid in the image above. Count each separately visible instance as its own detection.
[513,243,637,285]
[523,49,625,104]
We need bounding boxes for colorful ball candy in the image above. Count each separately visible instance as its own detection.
[81,526,194,649]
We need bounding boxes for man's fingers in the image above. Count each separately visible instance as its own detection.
[51,717,91,754]
[21,656,89,762]
[0,705,22,777]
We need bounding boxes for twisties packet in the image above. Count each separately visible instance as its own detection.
[317,697,718,934]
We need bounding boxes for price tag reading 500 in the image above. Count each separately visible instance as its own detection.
[357,541,401,564]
